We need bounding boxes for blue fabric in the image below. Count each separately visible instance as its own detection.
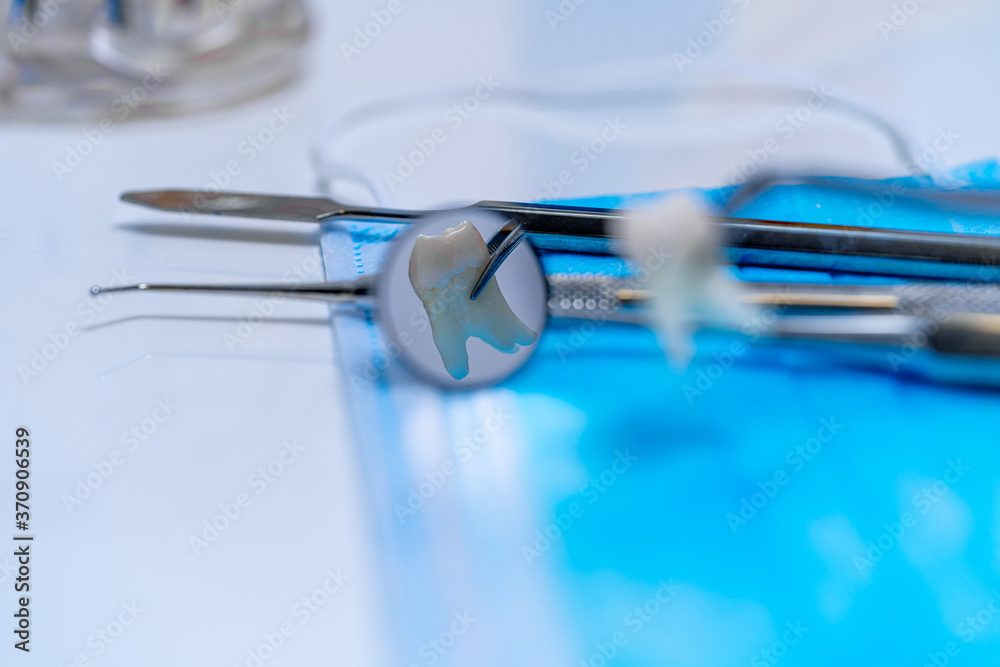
[321,162,1000,667]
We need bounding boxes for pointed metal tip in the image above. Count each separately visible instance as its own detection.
[121,190,159,205]
[91,284,143,296]
[118,189,341,222]
[469,274,488,301]
[470,223,527,300]
[121,190,198,212]
[122,189,261,213]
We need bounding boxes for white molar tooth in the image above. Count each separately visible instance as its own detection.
[408,221,537,380]
[615,192,757,368]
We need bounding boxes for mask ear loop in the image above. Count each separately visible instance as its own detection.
[311,159,392,212]
[311,75,925,210]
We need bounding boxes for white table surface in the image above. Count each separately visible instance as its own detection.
[2,0,999,664]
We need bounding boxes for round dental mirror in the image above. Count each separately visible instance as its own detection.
[378,209,548,389]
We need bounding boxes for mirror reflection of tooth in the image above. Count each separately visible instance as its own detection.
[408,221,537,380]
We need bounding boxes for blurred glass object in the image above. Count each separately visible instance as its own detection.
[0,0,308,121]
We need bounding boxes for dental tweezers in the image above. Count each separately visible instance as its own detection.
[122,189,1000,300]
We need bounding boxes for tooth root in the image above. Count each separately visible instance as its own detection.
[469,279,537,352]
[425,301,471,380]
[408,221,537,380]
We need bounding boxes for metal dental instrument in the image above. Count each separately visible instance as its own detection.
[92,275,1000,357]
[122,189,1000,294]
[470,222,527,300]
[90,280,373,302]
[92,200,1000,387]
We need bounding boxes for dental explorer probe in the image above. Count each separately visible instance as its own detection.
[91,276,1000,357]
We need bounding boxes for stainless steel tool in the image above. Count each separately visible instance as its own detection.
[121,189,1000,299]
[92,273,1000,357]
